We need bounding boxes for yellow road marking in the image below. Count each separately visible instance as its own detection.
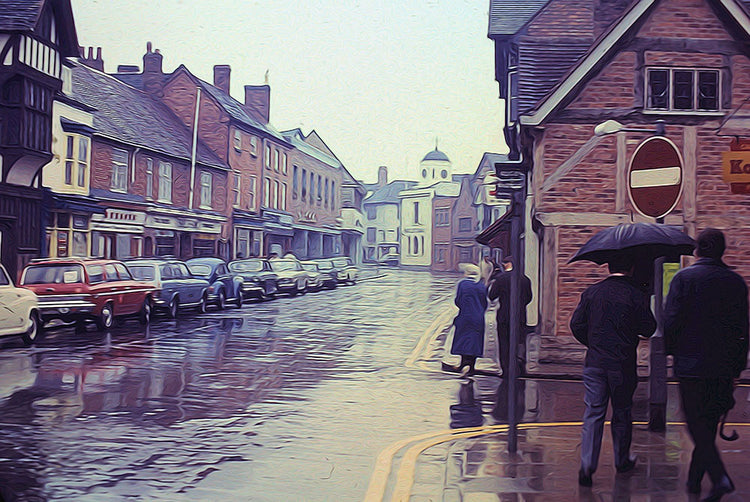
[404,307,455,369]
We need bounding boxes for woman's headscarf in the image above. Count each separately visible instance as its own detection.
[459,263,482,282]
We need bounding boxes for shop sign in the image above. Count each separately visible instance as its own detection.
[722,151,750,182]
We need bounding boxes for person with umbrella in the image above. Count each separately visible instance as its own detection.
[570,251,656,487]
[664,228,748,501]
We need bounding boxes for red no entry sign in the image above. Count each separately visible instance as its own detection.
[628,137,683,219]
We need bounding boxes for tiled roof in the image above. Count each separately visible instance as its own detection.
[0,0,43,31]
[364,180,418,205]
[70,61,228,170]
[281,129,340,168]
[488,0,549,37]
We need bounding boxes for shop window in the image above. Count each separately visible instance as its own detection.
[646,68,720,112]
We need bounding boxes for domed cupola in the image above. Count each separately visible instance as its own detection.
[419,141,452,184]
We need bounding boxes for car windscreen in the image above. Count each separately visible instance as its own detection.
[332,259,350,267]
[270,260,297,272]
[128,265,156,281]
[301,264,318,272]
[22,264,85,285]
[188,264,212,277]
[229,260,263,272]
[316,261,334,270]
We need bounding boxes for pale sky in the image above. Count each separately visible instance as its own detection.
[71,0,507,184]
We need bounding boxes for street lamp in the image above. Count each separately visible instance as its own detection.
[594,119,666,137]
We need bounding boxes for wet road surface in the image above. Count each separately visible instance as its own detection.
[0,269,465,501]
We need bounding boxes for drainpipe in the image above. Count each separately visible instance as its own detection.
[188,87,201,210]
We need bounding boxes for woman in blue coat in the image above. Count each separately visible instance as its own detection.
[445,264,488,376]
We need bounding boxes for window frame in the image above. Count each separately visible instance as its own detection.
[110,148,128,192]
[157,161,172,203]
[199,171,212,209]
[645,66,722,114]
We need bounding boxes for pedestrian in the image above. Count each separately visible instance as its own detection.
[570,252,656,487]
[442,264,488,376]
[664,228,748,501]
[488,256,532,378]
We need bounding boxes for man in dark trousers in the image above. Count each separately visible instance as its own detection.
[570,253,656,487]
[665,228,748,501]
[488,257,532,378]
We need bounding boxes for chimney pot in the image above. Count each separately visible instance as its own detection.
[147,41,152,53]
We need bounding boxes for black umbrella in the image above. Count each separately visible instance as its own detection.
[569,222,696,264]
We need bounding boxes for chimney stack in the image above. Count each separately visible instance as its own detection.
[377,166,388,187]
[244,84,270,124]
[79,46,104,72]
[213,65,231,95]
[142,42,164,97]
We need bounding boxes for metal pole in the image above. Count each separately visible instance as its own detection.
[649,253,667,432]
[507,190,522,453]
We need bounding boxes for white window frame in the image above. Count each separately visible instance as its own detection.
[248,175,256,210]
[199,171,212,209]
[233,172,241,208]
[282,152,288,174]
[273,179,280,209]
[645,67,722,114]
[145,158,153,199]
[111,148,128,192]
[263,177,271,207]
[76,136,89,187]
[157,161,172,203]
[249,136,258,156]
[274,149,279,172]
[280,182,287,210]
[233,129,242,151]
[265,143,271,169]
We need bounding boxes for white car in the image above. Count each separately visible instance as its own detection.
[0,264,40,345]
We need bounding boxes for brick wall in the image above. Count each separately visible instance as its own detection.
[569,51,637,110]
[287,147,342,227]
[527,0,594,39]
[639,0,732,40]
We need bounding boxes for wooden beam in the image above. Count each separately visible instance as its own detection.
[535,212,630,226]
[616,132,628,212]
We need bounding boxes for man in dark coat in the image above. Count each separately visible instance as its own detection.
[570,253,656,487]
[488,257,532,378]
[665,228,748,501]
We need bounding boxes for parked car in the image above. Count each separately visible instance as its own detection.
[268,258,309,296]
[317,257,359,285]
[20,258,154,331]
[125,259,210,318]
[186,257,244,310]
[0,264,40,344]
[300,261,337,290]
[228,258,279,300]
[378,252,400,267]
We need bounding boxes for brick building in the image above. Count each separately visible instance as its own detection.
[487,0,750,365]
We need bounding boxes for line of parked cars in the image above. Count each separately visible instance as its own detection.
[0,255,359,345]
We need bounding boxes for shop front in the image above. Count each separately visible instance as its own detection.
[262,210,294,257]
[90,208,146,259]
[145,211,225,260]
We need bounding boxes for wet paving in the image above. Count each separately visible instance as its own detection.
[0,269,468,501]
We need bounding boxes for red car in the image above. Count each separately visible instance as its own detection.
[20,258,155,331]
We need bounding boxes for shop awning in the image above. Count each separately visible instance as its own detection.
[475,210,512,249]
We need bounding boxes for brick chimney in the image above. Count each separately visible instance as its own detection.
[213,65,231,95]
[79,46,104,72]
[377,166,388,187]
[143,42,164,97]
[244,85,270,124]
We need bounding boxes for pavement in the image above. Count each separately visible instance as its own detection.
[374,302,750,502]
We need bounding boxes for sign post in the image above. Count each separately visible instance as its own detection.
[628,136,683,432]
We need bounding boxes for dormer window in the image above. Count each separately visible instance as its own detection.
[646,68,720,113]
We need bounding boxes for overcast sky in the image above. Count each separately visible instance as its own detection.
[71,0,507,183]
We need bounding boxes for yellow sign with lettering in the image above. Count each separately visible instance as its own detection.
[722,151,750,182]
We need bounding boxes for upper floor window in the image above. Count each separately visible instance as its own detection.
[111,148,128,192]
[436,209,450,226]
[250,136,258,156]
[331,181,335,208]
[273,149,280,171]
[301,168,307,200]
[458,217,472,232]
[158,161,172,203]
[200,171,212,208]
[145,158,153,199]
[233,172,241,207]
[280,182,287,210]
[317,175,322,204]
[248,175,256,210]
[646,68,720,112]
[414,202,420,224]
[366,206,376,220]
[282,153,288,174]
[64,134,89,187]
[264,143,271,169]
[263,177,271,207]
[233,130,242,151]
[292,165,299,199]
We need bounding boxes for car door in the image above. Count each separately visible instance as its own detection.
[158,264,175,303]
[114,263,139,314]
[103,263,123,313]
[216,263,232,297]
[0,267,19,334]
[178,263,201,303]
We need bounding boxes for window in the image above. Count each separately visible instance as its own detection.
[507,44,519,123]
[646,68,720,112]
[274,149,279,171]
[200,171,212,208]
[264,177,271,207]
[293,165,299,199]
[367,227,376,242]
[414,202,419,224]
[366,206,376,220]
[265,143,271,169]
[248,175,256,210]
[317,175,322,204]
[104,263,119,282]
[233,172,241,207]
[114,263,132,280]
[324,178,329,207]
[111,148,128,192]
[309,172,315,202]
[331,181,335,207]
[282,153,288,174]
[158,161,172,202]
[301,168,307,200]
[273,179,279,209]
[145,158,153,199]
[459,217,472,232]
[250,136,258,156]
[436,209,450,226]
[64,136,73,184]
[76,137,88,187]
[233,129,242,151]
[414,236,419,255]
[280,182,287,210]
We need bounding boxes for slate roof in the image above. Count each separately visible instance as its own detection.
[281,129,341,168]
[363,180,418,205]
[70,61,228,170]
[0,0,44,31]
[488,0,550,37]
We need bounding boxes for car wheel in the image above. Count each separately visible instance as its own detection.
[167,297,179,319]
[21,311,40,346]
[216,290,226,310]
[96,302,114,331]
[139,298,152,325]
[235,290,243,308]
[198,293,208,314]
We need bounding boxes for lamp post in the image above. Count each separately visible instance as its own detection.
[593,118,670,432]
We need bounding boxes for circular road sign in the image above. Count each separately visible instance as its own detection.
[628,136,683,219]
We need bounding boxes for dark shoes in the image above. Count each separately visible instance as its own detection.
[701,476,734,502]
[441,362,460,373]
[578,468,593,487]
[616,457,637,474]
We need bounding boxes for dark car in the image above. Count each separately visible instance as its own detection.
[300,261,337,290]
[317,257,359,285]
[125,259,210,318]
[228,258,279,300]
[269,258,309,296]
[187,257,244,310]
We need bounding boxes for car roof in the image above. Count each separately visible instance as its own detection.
[26,258,119,266]
[187,257,225,264]
[125,259,184,265]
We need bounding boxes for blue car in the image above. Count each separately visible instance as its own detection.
[125,259,210,318]
[186,257,244,310]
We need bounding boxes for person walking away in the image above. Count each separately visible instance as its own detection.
[664,228,748,501]
[570,253,656,487]
[488,257,532,378]
[443,264,488,376]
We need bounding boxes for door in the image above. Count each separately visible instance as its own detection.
[178,263,203,302]
[103,263,123,313]
[114,263,139,314]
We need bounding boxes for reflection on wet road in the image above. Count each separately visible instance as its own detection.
[0,269,463,501]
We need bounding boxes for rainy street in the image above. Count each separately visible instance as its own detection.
[0,268,470,501]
